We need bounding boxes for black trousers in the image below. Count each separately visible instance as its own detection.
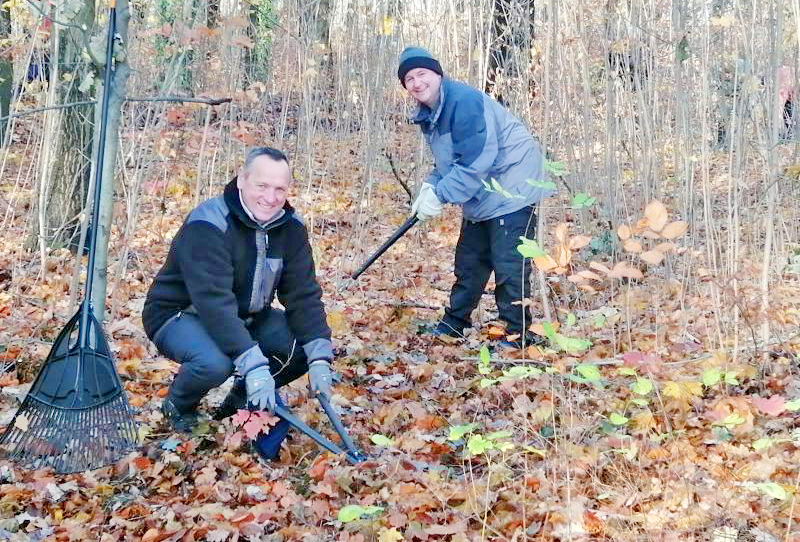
[152,309,308,412]
[440,205,536,336]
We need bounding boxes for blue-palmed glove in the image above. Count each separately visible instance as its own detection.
[234,345,276,412]
[308,360,333,401]
[410,183,443,221]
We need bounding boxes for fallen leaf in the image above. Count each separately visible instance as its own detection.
[751,395,786,416]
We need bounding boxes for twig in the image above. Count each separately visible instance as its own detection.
[125,96,232,106]
[384,149,413,200]
[0,95,232,122]
[0,100,96,122]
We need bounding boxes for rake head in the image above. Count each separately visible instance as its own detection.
[0,310,138,474]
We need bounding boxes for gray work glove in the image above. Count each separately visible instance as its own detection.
[308,360,333,401]
[234,345,277,413]
[410,183,443,221]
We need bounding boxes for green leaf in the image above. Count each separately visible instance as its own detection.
[617,367,637,376]
[503,366,542,379]
[554,334,591,353]
[785,399,800,411]
[722,412,745,428]
[516,237,546,258]
[485,429,513,440]
[523,445,547,456]
[467,434,494,455]
[541,321,558,340]
[338,504,384,523]
[752,438,775,451]
[592,314,606,328]
[609,412,629,426]
[565,313,576,327]
[527,179,557,190]
[630,378,653,396]
[544,160,569,176]
[702,368,721,387]
[479,345,491,365]
[575,364,601,382]
[630,398,650,406]
[370,434,394,447]
[448,422,479,441]
[755,483,787,500]
[480,378,498,388]
[571,192,596,209]
[724,371,739,385]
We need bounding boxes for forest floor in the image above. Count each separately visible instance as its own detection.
[1,110,800,542]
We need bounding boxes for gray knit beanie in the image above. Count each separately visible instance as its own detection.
[397,46,443,86]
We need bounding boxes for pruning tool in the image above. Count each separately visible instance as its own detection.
[274,394,367,464]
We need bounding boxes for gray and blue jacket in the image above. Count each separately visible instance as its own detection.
[142,179,333,362]
[411,78,552,221]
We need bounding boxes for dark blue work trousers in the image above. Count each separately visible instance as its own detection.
[152,309,308,413]
[440,205,537,336]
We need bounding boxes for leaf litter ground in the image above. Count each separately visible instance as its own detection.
[0,131,799,542]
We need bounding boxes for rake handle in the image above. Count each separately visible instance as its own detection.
[350,216,418,280]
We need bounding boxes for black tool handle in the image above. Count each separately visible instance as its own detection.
[350,216,419,280]
[273,404,362,464]
[317,395,367,461]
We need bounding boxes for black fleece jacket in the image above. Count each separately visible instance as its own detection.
[142,179,332,362]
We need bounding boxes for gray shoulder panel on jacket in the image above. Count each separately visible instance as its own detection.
[290,212,306,227]
[186,196,230,231]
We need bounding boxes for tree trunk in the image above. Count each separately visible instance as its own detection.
[39,1,95,251]
[90,0,131,321]
[0,4,11,143]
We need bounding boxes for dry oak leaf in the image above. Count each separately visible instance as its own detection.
[617,224,632,240]
[589,261,611,274]
[644,200,669,231]
[623,240,643,253]
[640,250,665,265]
[654,242,678,253]
[554,223,569,243]
[661,220,689,240]
[569,235,592,250]
[606,261,643,279]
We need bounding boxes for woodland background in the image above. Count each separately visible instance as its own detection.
[1,0,800,540]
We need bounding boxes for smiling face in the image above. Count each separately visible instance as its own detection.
[403,67,442,108]
[237,155,291,222]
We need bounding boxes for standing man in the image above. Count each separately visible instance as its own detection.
[142,147,334,460]
[399,46,553,346]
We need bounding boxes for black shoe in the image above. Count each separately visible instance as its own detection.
[429,321,464,338]
[494,332,547,350]
[212,378,247,421]
[161,398,199,433]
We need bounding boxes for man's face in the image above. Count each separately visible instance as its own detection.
[237,155,291,222]
[403,68,442,108]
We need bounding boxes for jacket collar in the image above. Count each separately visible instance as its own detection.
[224,178,294,231]
[409,77,448,127]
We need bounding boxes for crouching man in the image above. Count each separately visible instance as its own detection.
[142,147,334,460]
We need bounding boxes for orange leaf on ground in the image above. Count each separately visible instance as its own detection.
[488,326,505,338]
[156,388,169,398]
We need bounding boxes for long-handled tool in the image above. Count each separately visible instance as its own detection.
[274,395,366,464]
[0,1,138,473]
[350,216,418,280]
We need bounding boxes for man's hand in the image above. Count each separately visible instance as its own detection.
[411,183,442,221]
[234,345,276,412]
[245,365,276,412]
[308,360,333,401]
